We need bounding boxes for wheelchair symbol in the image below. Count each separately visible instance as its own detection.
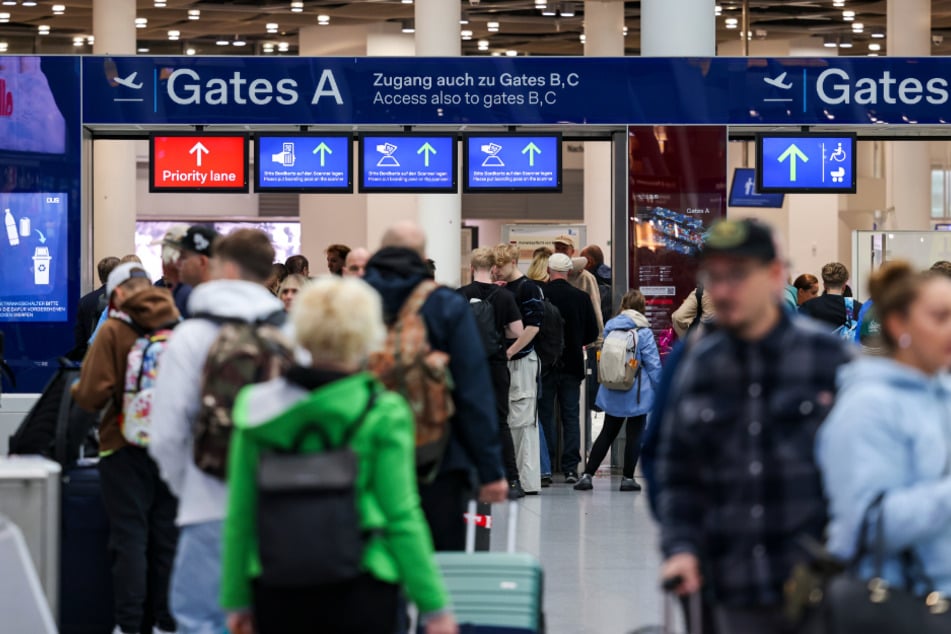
[830,143,847,162]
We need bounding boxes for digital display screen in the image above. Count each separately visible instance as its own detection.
[757,134,857,194]
[255,134,353,193]
[729,168,785,208]
[358,135,457,193]
[150,134,249,193]
[464,134,562,192]
[0,193,69,322]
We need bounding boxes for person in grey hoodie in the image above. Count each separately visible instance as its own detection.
[149,229,287,634]
[818,260,951,598]
[574,290,662,492]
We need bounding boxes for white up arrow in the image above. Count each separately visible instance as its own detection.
[189,141,210,167]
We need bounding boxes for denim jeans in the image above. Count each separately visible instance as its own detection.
[170,520,226,634]
[538,370,582,474]
[539,422,552,477]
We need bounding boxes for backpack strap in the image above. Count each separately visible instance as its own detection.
[398,280,439,322]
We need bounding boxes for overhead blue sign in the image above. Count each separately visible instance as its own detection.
[464,134,561,192]
[79,56,951,126]
[358,135,456,193]
[256,134,352,192]
[757,134,856,194]
[728,168,784,208]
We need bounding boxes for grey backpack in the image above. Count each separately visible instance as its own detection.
[597,328,640,391]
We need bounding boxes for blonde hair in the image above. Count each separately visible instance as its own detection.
[291,277,385,366]
[470,247,495,271]
[493,243,519,267]
[526,250,550,282]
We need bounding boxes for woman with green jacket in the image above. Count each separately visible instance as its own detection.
[221,276,457,634]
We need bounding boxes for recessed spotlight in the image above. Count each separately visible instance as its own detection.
[840,41,853,48]
[868,52,878,57]
[51,4,64,14]
[278,42,289,51]
[487,21,499,32]
[401,19,415,33]
[0,42,8,52]
[0,12,8,22]
[460,10,469,25]
[168,30,180,41]
[317,14,330,25]
[842,10,855,21]
[0,2,15,7]
[37,24,49,34]
[135,17,147,28]
[869,42,881,51]
[579,33,586,43]
[189,9,200,20]
[715,4,722,16]
[478,39,489,49]
[266,22,279,33]
[852,22,864,32]
[401,0,413,4]
[22,1,36,6]
[290,1,303,12]
[216,40,230,46]
[73,37,84,47]
[506,50,518,56]
[491,51,502,57]
[137,47,149,53]
[560,3,576,17]
[725,17,738,29]
[186,48,196,55]
[233,40,247,47]
[461,29,473,40]
[86,35,94,44]
[154,0,166,7]
[623,25,629,36]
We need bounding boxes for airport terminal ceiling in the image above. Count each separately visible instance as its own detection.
[7,1,951,57]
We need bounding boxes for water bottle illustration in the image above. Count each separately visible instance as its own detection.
[4,208,18,246]
[33,246,51,285]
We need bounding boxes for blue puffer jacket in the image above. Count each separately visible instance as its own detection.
[595,310,662,418]
[817,357,951,594]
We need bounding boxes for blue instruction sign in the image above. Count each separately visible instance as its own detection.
[464,134,561,192]
[729,168,785,208]
[256,134,352,192]
[757,134,856,193]
[359,135,456,193]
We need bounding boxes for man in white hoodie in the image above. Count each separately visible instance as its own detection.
[149,229,288,634]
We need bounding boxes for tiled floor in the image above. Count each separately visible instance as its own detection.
[489,474,668,634]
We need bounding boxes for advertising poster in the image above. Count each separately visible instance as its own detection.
[0,56,81,392]
[502,224,586,272]
[628,126,727,357]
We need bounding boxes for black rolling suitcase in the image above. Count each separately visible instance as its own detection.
[631,576,703,634]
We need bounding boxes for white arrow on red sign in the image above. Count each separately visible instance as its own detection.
[189,141,210,167]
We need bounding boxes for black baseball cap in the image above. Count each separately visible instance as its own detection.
[701,219,776,263]
[165,225,219,257]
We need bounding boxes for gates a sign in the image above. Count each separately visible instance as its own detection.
[150,134,248,193]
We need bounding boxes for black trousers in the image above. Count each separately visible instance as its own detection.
[253,574,399,634]
[98,446,178,633]
[490,362,520,482]
[583,414,647,479]
[419,470,471,552]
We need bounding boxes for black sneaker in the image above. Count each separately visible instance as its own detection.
[540,475,553,488]
[573,474,593,491]
[619,477,642,492]
[509,480,527,499]
[564,471,579,484]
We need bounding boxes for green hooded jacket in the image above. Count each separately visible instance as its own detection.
[220,371,450,615]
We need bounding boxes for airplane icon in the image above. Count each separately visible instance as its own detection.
[763,72,793,90]
[114,72,143,90]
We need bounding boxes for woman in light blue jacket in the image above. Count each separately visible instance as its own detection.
[817,260,951,595]
[575,290,662,492]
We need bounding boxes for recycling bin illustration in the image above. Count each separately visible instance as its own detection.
[33,246,51,285]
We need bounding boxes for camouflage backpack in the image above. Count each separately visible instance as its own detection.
[192,311,294,478]
[368,280,454,482]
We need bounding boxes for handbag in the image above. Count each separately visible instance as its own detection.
[791,492,951,634]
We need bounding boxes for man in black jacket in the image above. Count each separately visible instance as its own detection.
[364,221,507,551]
[70,256,119,360]
[539,253,600,483]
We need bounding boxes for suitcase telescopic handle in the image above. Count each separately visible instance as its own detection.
[464,499,519,554]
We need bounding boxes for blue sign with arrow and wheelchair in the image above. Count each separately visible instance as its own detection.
[756,134,856,194]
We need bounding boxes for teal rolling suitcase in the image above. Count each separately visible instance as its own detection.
[429,500,545,634]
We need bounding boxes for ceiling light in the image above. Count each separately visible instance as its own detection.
[869,42,881,51]
[137,47,149,53]
[189,9,200,20]
[871,31,885,39]
[51,4,64,14]
[541,5,556,16]
[0,2,15,6]
[478,39,489,50]
[0,43,7,52]
[168,30,180,38]
[22,0,36,6]
[623,25,629,36]
[263,45,274,53]
[401,19,415,33]
[487,21,499,32]
[725,17,738,29]
[402,0,413,4]
[290,1,303,12]
[317,14,330,25]
[186,48,196,55]
[461,29,473,40]
[842,10,855,21]
[823,35,837,48]
[579,33,586,43]
[560,3,576,17]
[852,22,864,32]
[506,50,518,56]
[86,35,94,44]
[233,40,247,47]
[833,0,845,5]
[278,42,289,51]
[135,17,147,28]
[868,53,879,57]
[0,12,8,22]
[715,4,722,15]
[216,40,230,46]
[73,37,84,47]
[535,0,547,6]
[154,0,166,6]
[460,10,469,24]
[37,24,49,34]
[491,51,502,57]
[839,35,853,48]
[266,22,279,33]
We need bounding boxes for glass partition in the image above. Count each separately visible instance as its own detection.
[852,231,951,300]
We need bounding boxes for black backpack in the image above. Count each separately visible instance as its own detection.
[535,297,565,371]
[256,391,378,587]
[468,287,502,358]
